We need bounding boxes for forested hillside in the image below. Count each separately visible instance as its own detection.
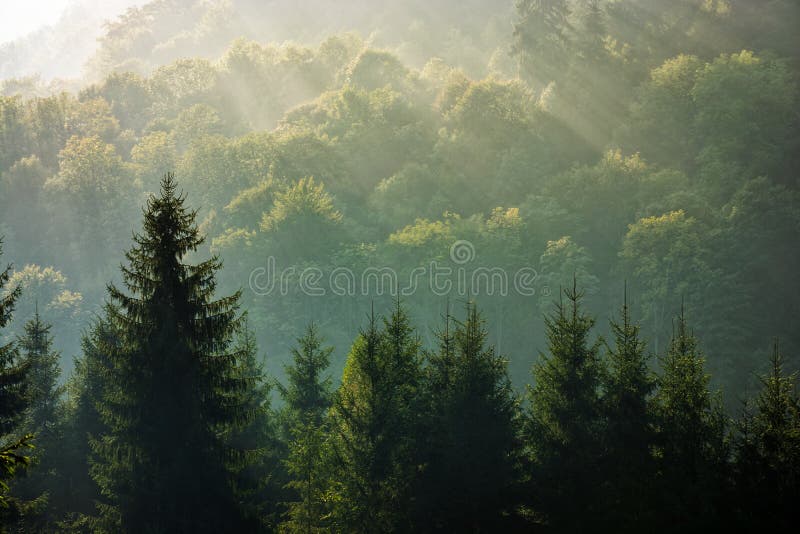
[0,0,799,531]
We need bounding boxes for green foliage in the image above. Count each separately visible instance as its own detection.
[0,242,31,519]
[653,308,729,529]
[0,2,798,529]
[130,131,177,193]
[327,302,422,532]
[0,435,33,512]
[58,317,116,522]
[692,51,797,190]
[18,313,62,458]
[80,71,153,133]
[0,97,28,173]
[2,264,84,359]
[513,0,571,90]
[11,312,65,529]
[526,280,605,531]
[537,236,598,315]
[623,54,704,170]
[345,50,410,92]
[600,288,657,529]
[734,340,800,530]
[89,174,258,532]
[280,323,333,533]
[227,322,286,531]
[0,242,25,434]
[620,210,712,354]
[415,303,522,530]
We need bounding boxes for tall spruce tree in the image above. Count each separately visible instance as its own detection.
[89,174,257,532]
[0,242,31,517]
[525,280,605,531]
[601,288,657,530]
[415,302,521,531]
[653,307,728,530]
[328,302,421,532]
[280,323,333,533]
[734,340,799,530]
[12,311,64,528]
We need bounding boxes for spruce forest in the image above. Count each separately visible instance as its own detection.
[0,0,798,532]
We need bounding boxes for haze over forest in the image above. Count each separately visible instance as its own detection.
[0,0,798,531]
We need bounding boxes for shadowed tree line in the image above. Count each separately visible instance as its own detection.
[0,177,797,532]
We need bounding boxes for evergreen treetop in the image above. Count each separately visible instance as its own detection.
[90,173,257,532]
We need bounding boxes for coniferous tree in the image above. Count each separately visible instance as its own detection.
[415,303,522,531]
[328,302,421,532]
[59,316,116,524]
[414,305,457,530]
[734,340,799,530]
[227,320,286,531]
[601,288,657,530]
[653,308,728,530]
[0,242,31,517]
[12,311,64,528]
[525,280,605,531]
[280,323,333,533]
[89,174,258,532]
[18,312,62,444]
[574,0,607,62]
[512,0,572,89]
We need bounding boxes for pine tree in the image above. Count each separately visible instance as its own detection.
[525,280,605,531]
[415,302,521,531]
[601,288,657,530]
[59,315,116,524]
[328,302,421,532]
[414,303,457,529]
[653,307,728,530]
[574,0,607,63]
[227,320,286,531]
[89,174,257,532]
[512,0,572,89]
[19,312,62,451]
[12,311,64,528]
[0,241,31,516]
[734,340,799,529]
[280,323,333,533]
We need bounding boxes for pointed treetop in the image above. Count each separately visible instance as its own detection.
[160,171,178,197]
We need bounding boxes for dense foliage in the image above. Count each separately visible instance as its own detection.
[0,0,798,531]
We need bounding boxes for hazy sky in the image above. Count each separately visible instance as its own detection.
[0,0,73,44]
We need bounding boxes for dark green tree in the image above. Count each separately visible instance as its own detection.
[227,320,286,531]
[11,311,64,528]
[415,302,522,531]
[0,242,31,518]
[512,0,571,89]
[0,240,33,510]
[0,245,25,438]
[600,288,657,530]
[19,311,62,458]
[653,308,728,530]
[734,340,799,530]
[525,280,605,531]
[58,315,116,525]
[328,302,421,532]
[280,323,333,533]
[89,173,258,532]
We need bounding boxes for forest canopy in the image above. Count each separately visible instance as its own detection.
[0,0,798,531]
